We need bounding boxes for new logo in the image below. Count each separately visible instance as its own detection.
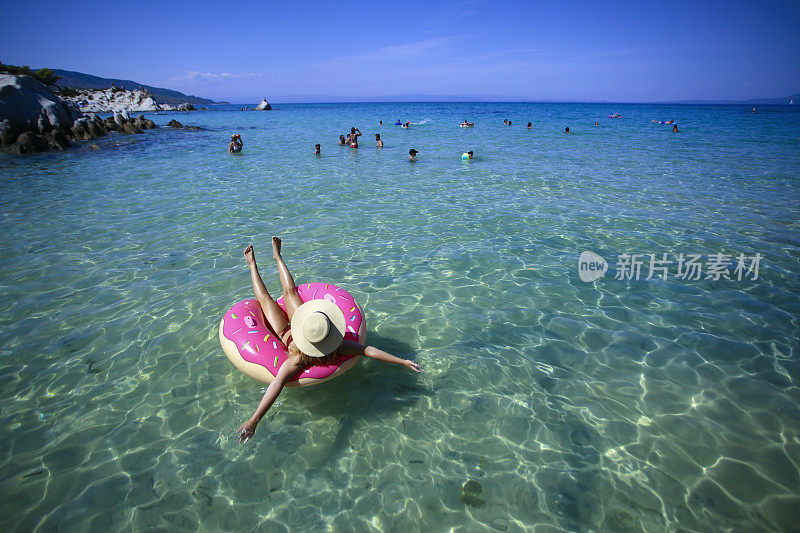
[578,251,607,282]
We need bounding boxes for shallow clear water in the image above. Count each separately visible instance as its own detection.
[1,102,799,532]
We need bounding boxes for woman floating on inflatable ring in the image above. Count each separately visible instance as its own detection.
[233,237,422,443]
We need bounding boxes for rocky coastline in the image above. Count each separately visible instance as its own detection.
[60,87,198,113]
[0,74,196,154]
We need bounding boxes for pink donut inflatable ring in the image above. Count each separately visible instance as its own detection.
[219,282,366,387]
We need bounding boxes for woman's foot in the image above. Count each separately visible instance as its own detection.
[272,236,282,260]
[244,244,255,265]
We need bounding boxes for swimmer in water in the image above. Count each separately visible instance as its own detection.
[379,120,383,125]
[463,150,474,159]
[503,119,508,125]
[409,148,418,160]
[594,122,599,126]
[402,122,410,129]
[314,143,320,155]
[673,125,679,133]
[349,127,362,148]
[228,133,243,153]
[375,134,383,148]
[527,122,532,129]
[338,135,346,146]
[236,238,422,443]
[565,127,570,134]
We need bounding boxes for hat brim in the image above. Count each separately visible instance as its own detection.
[290,300,346,358]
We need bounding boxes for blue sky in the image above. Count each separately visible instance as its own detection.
[2,0,799,102]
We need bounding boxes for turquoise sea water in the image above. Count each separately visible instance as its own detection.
[1,102,799,532]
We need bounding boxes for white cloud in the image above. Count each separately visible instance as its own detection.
[171,71,262,82]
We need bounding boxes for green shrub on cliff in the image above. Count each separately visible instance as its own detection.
[58,86,80,97]
[0,62,61,86]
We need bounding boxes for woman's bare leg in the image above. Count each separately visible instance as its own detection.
[244,245,288,335]
[272,237,304,319]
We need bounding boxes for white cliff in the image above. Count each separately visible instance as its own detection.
[60,87,185,113]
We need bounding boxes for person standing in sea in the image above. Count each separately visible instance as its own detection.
[228,134,243,153]
[348,127,362,148]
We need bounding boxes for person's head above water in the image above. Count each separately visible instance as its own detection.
[351,127,357,134]
[375,134,381,140]
[565,127,570,133]
[288,300,346,364]
[409,149,418,157]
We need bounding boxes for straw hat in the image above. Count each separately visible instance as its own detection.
[290,300,346,358]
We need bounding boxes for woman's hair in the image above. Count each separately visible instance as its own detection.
[288,343,342,367]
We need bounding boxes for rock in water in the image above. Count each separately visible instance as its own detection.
[255,99,271,111]
[167,119,183,129]
[122,122,142,134]
[9,132,49,154]
[177,102,196,111]
[1,75,172,152]
[0,74,82,147]
[460,479,485,507]
[49,130,71,150]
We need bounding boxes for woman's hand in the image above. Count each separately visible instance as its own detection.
[237,419,258,443]
[403,359,424,373]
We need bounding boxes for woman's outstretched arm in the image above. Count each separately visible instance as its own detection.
[237,359,304,443]
[342,340,423,372]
